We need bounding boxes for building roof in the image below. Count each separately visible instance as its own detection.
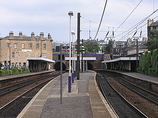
[65,57,96,61]
[102,57,137,63]
[150,21,158,27]
[2,32,52,41]
[27,57,55,63]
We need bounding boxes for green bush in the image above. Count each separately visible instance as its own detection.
[18,69,23,74]
[3,70,10,76]
[153,70,158,76]
[22,69,30,73]
[141,68,144,74]
[0,70,3,76]
[139,49,158,76]
[137,68,141,73]
[11,68,19,74]
[0,68,30,76]
[148,68,153,75]
[8,70,13,75]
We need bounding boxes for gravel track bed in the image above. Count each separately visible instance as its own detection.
[104,74,158,118]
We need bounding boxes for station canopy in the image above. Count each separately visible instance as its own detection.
[65,57,96,61]
[27,57,55,63]
[102,57,137,63]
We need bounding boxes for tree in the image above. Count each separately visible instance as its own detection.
[83,41,99,54]
[148,29,158,50]
[105,40,113,53]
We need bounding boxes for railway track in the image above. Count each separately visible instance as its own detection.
[0,72,60,118]
[106,71,158,106]
[97,71,158,118]
[0,72,60,96]
[96,72,147,118]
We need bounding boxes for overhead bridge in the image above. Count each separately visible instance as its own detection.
[64,57,96,71]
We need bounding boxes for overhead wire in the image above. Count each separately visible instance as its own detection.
[103,0,142,41]
[112,15,158,52]
[117,9,158,41]
[115,0,142,32]
[81,1,157,42]
[94,0,108,40]
[81,16,109,27]
[117,15,158,52]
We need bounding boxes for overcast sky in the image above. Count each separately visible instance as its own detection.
[0,0,157,42]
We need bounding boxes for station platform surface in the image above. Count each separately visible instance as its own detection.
[121,72,158,84]
[0,70,54,81]
[17,71,116,118]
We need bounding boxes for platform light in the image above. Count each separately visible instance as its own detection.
[68,11,73,93]
[71,31,75,83]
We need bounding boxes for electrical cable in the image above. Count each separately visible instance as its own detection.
[115,0,142,32]
[81,16,109,27]
[94,0,108,40]
[117,9,158,41]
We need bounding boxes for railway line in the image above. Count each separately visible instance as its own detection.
[0,71,60,118]
[96,70,158,118]
[106,71,158,105]
[1,70,158,118]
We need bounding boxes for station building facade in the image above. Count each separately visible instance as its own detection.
[0,31,53,71]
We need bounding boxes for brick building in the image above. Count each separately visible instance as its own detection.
[0,31,53,69]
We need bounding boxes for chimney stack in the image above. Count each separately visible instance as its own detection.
[48,33,51,39]
[9,31,14,37]
[147,19,154,26]
[40,32,44,39]
[31,32,35,38]
[19,32,22,37]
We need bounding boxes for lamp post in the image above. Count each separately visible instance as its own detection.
[76,12,80,80]
[71,31,75,83]
[133,31,140,70]
[135,38,139,69]
[68,11,73,92]
[81,47,85,72]
[60,44,63,104]
[79,41,84,72]
[81,39,84,72]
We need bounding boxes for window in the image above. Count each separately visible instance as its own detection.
[7,43,10,48]
[29,43,32,49]
[12,52,15,58]
[14,43,18,48]
[42,53,47,58]
[43,44,46,50]
[22,43,25,49]
[22,62,26,69]
[11,62,15,68]
[19,62,21,67]
[36,43,39,49]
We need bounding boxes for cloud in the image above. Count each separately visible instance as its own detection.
[0,0,157,41]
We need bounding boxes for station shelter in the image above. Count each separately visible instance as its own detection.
[27,57,55,72]
[102,57,137,72]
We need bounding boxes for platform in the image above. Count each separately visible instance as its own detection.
[17,71,116,118]
[121,72,158,84]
